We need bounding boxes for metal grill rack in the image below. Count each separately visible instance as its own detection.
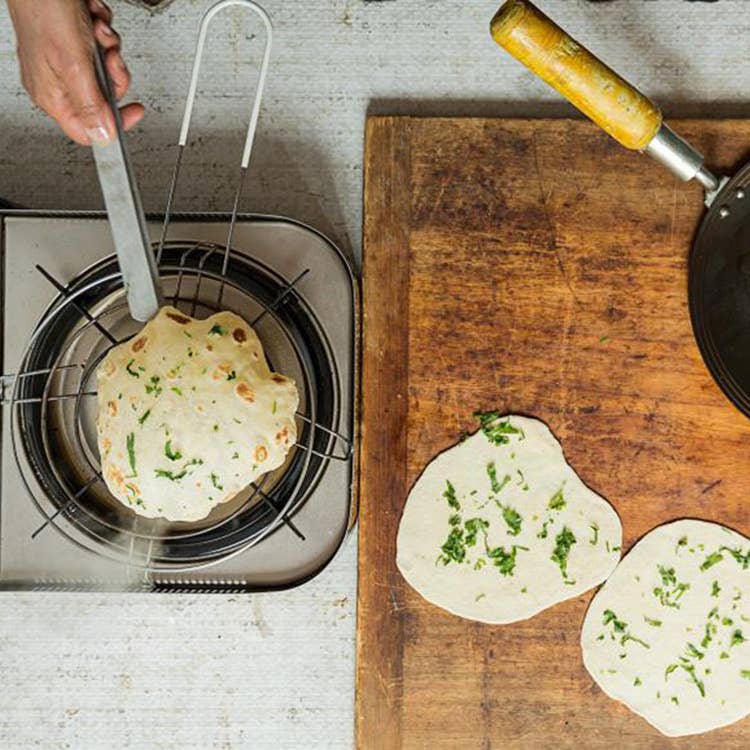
[3,239,352,571]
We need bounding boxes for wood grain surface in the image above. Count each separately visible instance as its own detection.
[357,116,750,749]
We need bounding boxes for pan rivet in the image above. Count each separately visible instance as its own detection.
[719,206,731,219]
[736,188,746,200]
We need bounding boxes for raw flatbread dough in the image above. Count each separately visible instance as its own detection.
[396,414,622,624]
[581,519,750,737]
[96,306,298,522]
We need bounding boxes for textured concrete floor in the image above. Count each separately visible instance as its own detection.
[0,0,748,748]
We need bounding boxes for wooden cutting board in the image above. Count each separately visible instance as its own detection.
[357,117,750,749]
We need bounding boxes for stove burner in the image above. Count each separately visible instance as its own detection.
[9,241,351,571]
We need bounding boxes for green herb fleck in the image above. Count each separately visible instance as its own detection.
[438,527,466,565]
[272,400,277,414]
[164,440,182,461]
[712,580,721,598]
[126,359,140,378]
[473,411,524,446]
[551,526,577,580]
[719,545,750,569]
[486,462,511,494]
[171,386,183,396]
[676,536,688,554]
[210,472,223,491]
[138,409,151,425]
[644,616,662,627]
[501,505,522,536]
[548,488,565,511]
[155,467,187,481]
[487,544,527,577]
[589,523,599,546]
[603,609,650,649]
[731,630,746,648]
[209,324,228,336]
[226,370,237,381]
[474,593,486,602]
[634,677,642,686]
[473,558,486,571]
[700,551,724,571]
[741,670,750,680]
[464,517,489,547]
[145,375,162,395]
[443,481,460,511]
[126,432,137,477]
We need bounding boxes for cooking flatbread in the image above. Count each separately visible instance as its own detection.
[96,306,298,522]
[581,519,750,737]
[397,413,622,624]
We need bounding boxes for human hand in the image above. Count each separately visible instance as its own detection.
[7,0,144,145]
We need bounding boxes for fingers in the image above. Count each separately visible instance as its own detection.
[88,0,112,24]
[103,45,131,101]
[120,102,145,133]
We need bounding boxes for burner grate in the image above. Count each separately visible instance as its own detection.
[3,241,352,571]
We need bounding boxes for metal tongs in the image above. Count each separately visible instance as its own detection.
[90,45,163,322]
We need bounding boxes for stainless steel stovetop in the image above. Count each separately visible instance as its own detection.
[0,211,357,592]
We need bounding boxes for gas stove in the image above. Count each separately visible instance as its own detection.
[0,211,357,592]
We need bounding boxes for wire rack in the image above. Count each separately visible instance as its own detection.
[0,0,354,573]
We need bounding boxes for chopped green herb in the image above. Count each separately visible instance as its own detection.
[520,586,527,593]
[671,697,679,706]
[659,566,677,587]
[719,545,750,569]
[501,505,522,536]
[473,411,524,446]
[700,551,725,571]
[226,370,237,381]
[438,527,466,565]
[487,544,527,577]
[155,467,187,481]
[126,359,140,378]
[644,616,662,627]
[164,440,182,461]
[731,630,746,648]
[474,593,486,602]
[599,335,610,344]
[589,523,599,546]
[720,651,729,660]
[171,386,183,396]
[210,472,223,491]
[548,488,565,511]
[634,677,642,686]
[443,481,460,511]
[686,643,704,660]
[231,452,240,459]
[653,566,690,609]
[473,558,486,571]
[551,526,577,580]
[209,324,228,336]
[723,617,734,626]
[603,609,650,649]
[676,536,688,554]
[272,400,277,414]
[537,518,553,539]
[486,462,511,494]
[126,432,137,477]
[464,517,489,547]
[213,424,219,432]
[183,330,193,339]
[138,408,151,425]
[712,580,721,598]
[145,375,162,395]
[741,670,750,680]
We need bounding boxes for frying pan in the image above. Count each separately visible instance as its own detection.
[490,0,750,418]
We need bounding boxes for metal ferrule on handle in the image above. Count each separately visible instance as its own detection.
[490,0,722,201]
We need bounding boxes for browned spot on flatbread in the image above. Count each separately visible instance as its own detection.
[275,427,290,445]
[271,374,286,384]
[233,328,247,343]
[107,400,118,416]
[131,336,147,352]
[212,362,233,380]
[254,445,268,463]
[167,312,190,324]
[106,465,126,491]
[101,359,116,378]
[102,438,112,455]
[236,382,254,403]
[206,343,214,352]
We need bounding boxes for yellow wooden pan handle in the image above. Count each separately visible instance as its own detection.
[490,0,662,151]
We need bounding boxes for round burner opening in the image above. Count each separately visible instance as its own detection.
[11,241,343,571]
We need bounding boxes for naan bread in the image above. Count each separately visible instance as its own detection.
[581,519,750,737]
[96,306,298,522]
[397,414,622,624]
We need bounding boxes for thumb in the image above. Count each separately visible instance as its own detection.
[71,61,116,146]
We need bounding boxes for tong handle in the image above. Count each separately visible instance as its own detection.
[490,0,662,151]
